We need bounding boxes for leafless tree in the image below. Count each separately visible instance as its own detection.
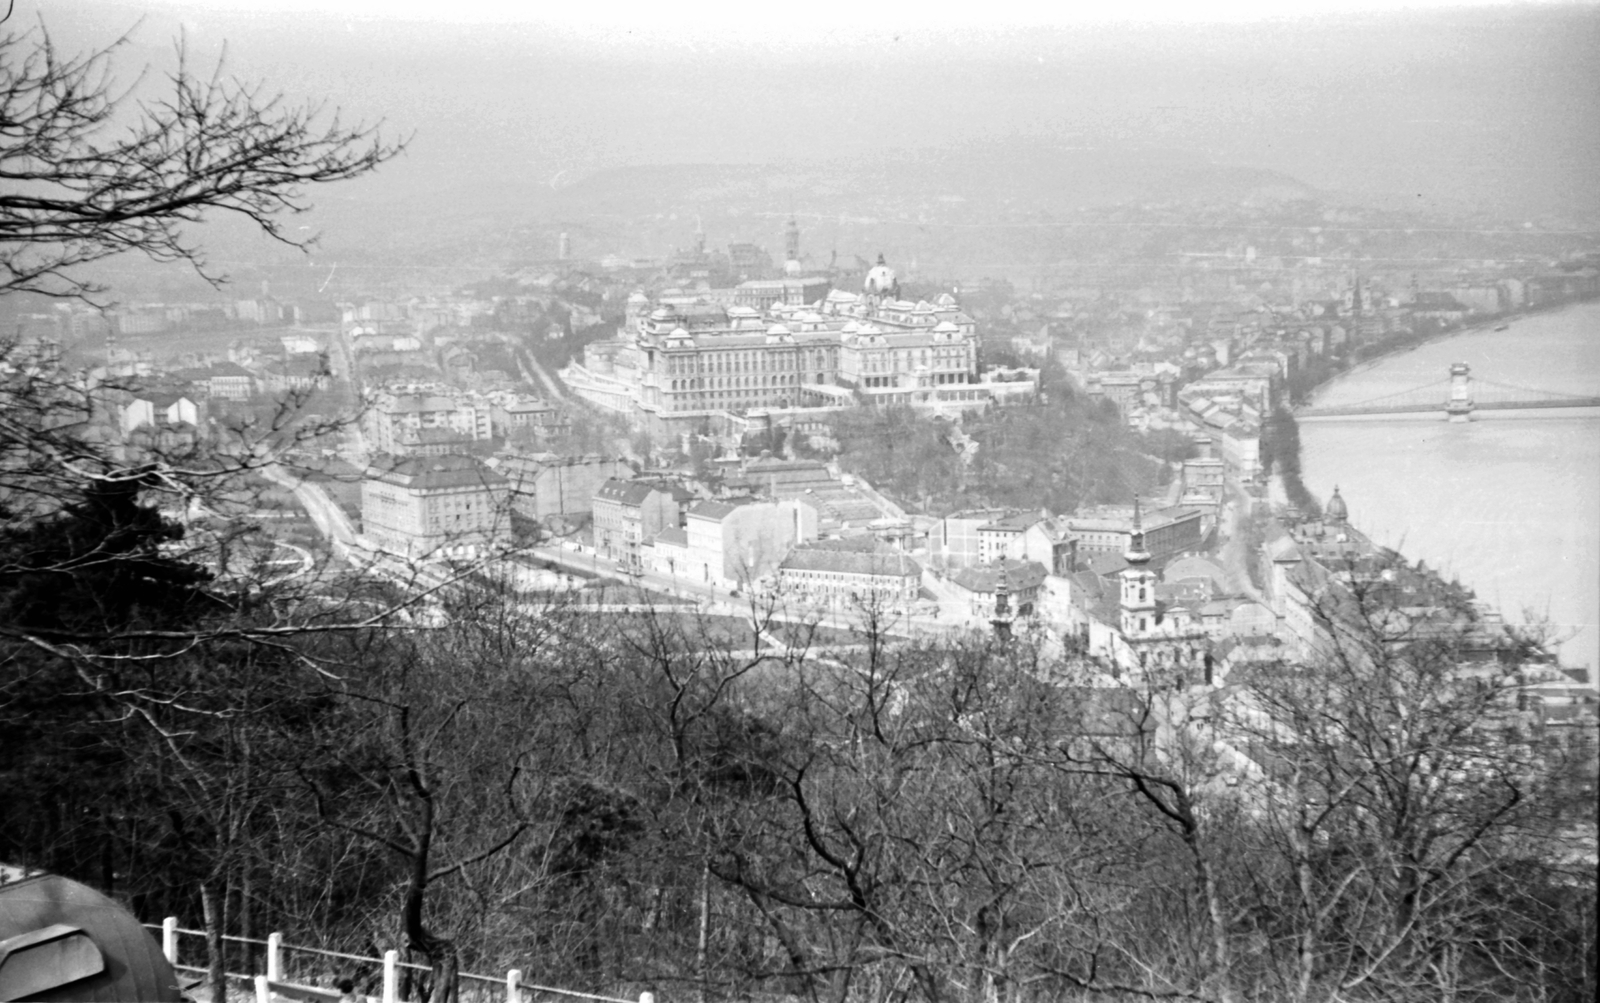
[1,10,403,668]
[1,20,413,989]
[291,588,569,1003]
[1,18,404,301]
[1219,554,1593,1002]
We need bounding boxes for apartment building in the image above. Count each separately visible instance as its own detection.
[593,479,680,571]
[361,454,510,560]
[778,544,923,608]
[364,392,492,456]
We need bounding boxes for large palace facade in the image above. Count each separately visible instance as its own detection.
[565,257,1030,438]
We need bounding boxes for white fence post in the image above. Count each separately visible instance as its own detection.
[639,993,655,1003]
[161,917,178,965]
[382,950,399,1003]
[505,968,520,1003]
[255,974,271,1003]
[267,932,283,982]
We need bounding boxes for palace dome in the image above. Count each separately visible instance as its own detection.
[863,254,897,295]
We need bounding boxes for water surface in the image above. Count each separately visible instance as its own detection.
[1300,302,1600,674]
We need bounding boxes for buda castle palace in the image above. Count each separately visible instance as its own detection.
[565,234,1036,438]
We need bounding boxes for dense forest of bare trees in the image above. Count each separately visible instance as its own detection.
[4,523,1595,1003]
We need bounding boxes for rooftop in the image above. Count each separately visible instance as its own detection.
[948,559,1050,595]
[595,478,665,507]
[781,547,922,578]
[367,453,506,491]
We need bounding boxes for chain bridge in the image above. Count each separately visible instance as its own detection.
[1297,363,1600,421]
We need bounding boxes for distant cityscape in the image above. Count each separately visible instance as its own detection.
[7,209,1598,718]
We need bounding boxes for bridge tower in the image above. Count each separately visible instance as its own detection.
[1447,362,1474,421]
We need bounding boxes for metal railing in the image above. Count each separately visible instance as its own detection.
[143,918,654,1003]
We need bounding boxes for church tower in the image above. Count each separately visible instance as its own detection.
[1119,500,1159,637]
[991,560,1014,642]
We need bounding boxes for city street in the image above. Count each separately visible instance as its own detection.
[1216,479,1269,605]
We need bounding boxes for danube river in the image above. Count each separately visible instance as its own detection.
[1299,302,1600,675]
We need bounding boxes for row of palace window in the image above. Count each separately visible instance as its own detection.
[852,347,971,374]
[657,345,970,379]
[663,350,836,376]
[665,394,792,412]
[670,374,807,392]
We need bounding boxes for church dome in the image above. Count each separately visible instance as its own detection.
[863,254,898,295]
[1325,486,1348,523]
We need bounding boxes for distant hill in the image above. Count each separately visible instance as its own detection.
[64,143,1323,298]
[299,144,1316,282]
[523,147,1313,279]
[546,147,1313,224]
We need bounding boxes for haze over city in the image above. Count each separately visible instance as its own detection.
[31,0,1600,289]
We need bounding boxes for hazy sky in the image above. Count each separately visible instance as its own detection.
[16,1,1600,267]
[131,0,1584,32]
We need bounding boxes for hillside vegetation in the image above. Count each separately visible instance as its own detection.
[826,377,1165,516]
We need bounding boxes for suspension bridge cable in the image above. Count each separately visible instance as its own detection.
[1335,380,1449,406]
[1473,378,1598,400]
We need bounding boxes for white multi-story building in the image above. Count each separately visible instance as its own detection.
[364,392,492,456]
[1064,504,1204,560]
[778,545,923,608]
[592,478,680,571]
[119,392,200,437]
[361,454,510,560]
[647,496,817,590]
[1180,436,1227,509]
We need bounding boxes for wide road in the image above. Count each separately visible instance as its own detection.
[515,347,567,402]
[262,464,358,551]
